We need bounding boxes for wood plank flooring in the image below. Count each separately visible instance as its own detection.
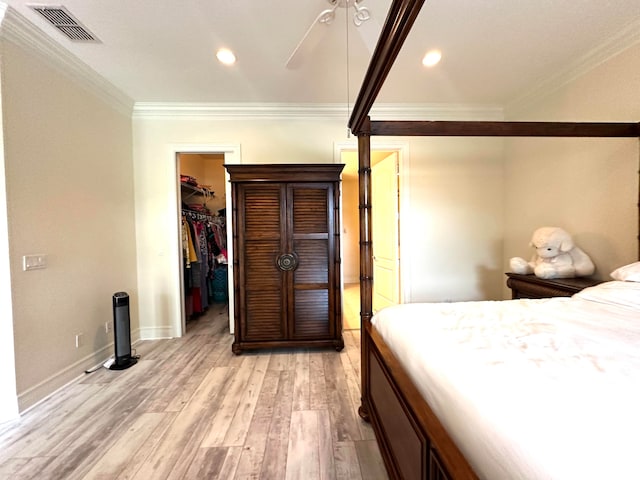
[0,303,387,480]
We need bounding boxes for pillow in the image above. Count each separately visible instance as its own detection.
[574,281,640,309]
[610,261,640,282]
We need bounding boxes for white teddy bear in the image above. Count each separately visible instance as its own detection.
[509,226,595,279]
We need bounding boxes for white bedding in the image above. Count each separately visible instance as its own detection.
[371,281,640,480]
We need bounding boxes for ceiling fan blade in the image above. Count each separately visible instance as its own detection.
[285,9,334,69]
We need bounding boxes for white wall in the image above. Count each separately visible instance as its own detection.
[401,136,505,302]
[1,38,136,411]
[504,42,640,286]
[132,112,506,337]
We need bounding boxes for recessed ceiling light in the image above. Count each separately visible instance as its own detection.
[216,48,236,65]
[422,49,442,67]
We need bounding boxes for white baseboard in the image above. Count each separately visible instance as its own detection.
[18,343,115,413]
[138,325,176,340]
[18,329,148,414]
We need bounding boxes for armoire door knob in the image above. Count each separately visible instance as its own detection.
[276,253,298,271]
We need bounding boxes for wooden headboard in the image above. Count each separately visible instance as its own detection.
[348,0,640,330]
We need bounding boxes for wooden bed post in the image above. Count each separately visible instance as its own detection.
[358,117,373,421]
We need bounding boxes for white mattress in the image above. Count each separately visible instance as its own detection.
[371,282,640,480]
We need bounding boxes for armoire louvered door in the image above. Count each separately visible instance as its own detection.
[240,184,285,342]
[289,184,333,340]
[226,164,344,354]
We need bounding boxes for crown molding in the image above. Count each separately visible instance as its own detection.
[132,102,504,121]
[0,5,133,116]
[132,102,351,119]
[369,103,504,121]
[507,17,640,115]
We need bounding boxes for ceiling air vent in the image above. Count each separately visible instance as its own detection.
[28,5,100,42]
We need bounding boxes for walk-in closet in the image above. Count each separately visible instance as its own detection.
[178,153,228,324]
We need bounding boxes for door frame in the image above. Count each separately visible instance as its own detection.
[171,143,241,336]
[334,141,409,305]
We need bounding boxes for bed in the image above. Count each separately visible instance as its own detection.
[348,1,640,479]
[371,280,640,479]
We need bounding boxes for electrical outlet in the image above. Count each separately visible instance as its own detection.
[75,333,83,348]
[105,321,112,334]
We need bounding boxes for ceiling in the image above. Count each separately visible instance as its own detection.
[3,0,640,108]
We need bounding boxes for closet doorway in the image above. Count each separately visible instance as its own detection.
[177,153,230,334]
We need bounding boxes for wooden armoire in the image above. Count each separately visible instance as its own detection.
[225,164,345,354]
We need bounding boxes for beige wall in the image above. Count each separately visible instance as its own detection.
[0,36,18,421]
[401,136,505,302]
[504,42,640,288]
[1,39,136,411]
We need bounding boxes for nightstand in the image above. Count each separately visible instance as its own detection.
[505,273,602,299]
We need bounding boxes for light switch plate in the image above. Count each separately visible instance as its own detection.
[23,254,47,271]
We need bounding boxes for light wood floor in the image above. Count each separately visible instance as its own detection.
[0,303,387,480]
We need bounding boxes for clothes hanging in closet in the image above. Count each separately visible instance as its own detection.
[181,210,227,319]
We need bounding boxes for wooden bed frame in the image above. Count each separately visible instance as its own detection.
[349,1,640,478]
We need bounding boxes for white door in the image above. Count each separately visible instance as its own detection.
[372,152,400,313]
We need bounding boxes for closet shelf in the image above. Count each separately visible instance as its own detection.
[181,182,214,202]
